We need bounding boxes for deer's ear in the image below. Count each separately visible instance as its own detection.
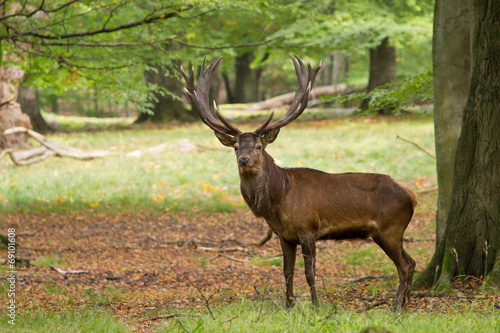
[262,128,280,145]
[214,131,236,147]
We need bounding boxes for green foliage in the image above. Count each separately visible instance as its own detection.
[2,1,433,116]
[320,71,434,114]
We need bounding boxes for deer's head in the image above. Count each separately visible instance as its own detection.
[181,55,321,174]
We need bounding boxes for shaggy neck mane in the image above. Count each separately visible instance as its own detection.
[239,152,288,219]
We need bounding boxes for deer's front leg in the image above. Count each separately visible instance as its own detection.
[300,235,318,306]
[280,238,297,308]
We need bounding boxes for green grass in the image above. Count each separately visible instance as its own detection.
[0,114,435,214]
[154,299,498,333]
[33,256,65,268]
[0,310,132,333]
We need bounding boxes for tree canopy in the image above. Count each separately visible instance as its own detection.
[1,0,434,115]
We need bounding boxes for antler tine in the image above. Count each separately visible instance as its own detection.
[181,56,241,137]
[256,54,322,134]
[213,101,242,135]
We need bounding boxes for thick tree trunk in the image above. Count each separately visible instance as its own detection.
[414,0,471,289]
[135,62,196,124]
[361,37,397,114]
[18,84,53,133]
[0,66,32,149]
[233,51,260,103]
[418,0,500,290]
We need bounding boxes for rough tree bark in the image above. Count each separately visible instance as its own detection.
[414,0,471,288]
[0,66,32,149]
[361,37,397,114]
[417,0,500,289]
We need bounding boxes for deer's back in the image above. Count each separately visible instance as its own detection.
[275,168,416,242]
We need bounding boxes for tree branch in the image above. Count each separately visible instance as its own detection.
[0,0,78,21]
[173,33,288,50]
[19,34,180,48]
[12,7,189,40]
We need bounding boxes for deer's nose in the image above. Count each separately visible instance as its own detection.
[238,156,250,166]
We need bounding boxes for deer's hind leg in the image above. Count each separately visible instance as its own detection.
[372,233,415,312]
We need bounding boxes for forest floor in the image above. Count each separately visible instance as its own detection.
[2,191,498,332]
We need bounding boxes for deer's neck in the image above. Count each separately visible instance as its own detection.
[239,152,288,219]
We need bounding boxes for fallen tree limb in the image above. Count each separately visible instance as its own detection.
[234,84,365,111]
[3,127,108,165]
[49,266,90,275]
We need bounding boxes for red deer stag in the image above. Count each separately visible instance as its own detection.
[181,55,417,311]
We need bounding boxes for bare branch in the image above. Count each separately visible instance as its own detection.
[13,7,189,40]
[19,34,180,48]
[50,266,90,275]
[0,0,78,21]
[396,135,436,159]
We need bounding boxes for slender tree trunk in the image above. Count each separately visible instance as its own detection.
[361,37,397,114]
[234,52,253,103]
[233,51,263,103]
[418,0,500,290]
[414,0,471,289]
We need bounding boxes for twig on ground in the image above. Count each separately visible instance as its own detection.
[17,228,42,237]
[210,253,250,263]
[396,135,436,159]
[176,318,191,333]
[415,186,438,194]
[50,266,90,275]
[141,314,176,322]
[197,246,251,254]
[357,299,390,313]
[174,258,216,320]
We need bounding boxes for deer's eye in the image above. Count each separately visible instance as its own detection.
[256,145,262,151]
[234,146,239,151]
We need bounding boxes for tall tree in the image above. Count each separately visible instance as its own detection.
[414,0,471,288]
[416,0,500,289]
[361,37,397,114]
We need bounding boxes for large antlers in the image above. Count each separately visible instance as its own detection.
[181,57,241,143]
[254,54,322,135]
[181,54,321,140]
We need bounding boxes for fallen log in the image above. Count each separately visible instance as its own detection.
[233,84,366,111]
[2,126,108,165]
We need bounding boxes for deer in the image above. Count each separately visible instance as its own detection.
[181,55,417,312]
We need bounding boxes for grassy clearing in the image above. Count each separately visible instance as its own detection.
[155,299,498,333]
[0,310,132,333]
[0,114,435,214]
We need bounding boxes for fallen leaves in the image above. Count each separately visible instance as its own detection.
[0,192,497,331]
